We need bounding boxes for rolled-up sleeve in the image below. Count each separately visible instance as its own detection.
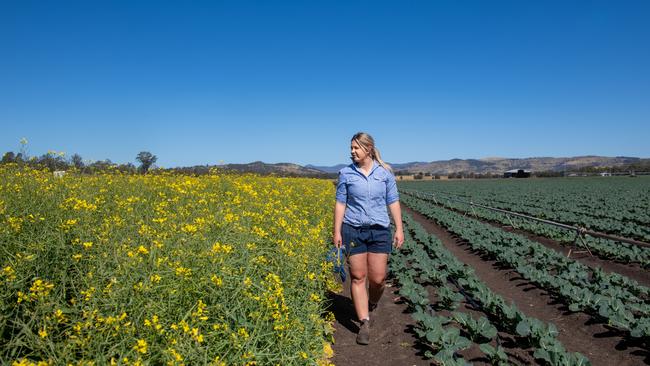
[385,173,399,205]
[335,172,347,203]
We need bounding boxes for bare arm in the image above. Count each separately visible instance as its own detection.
[388,201,404,248]
[333,201,346,248]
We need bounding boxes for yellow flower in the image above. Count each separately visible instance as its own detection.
[12,359,51,366]
[133,339,148,354]
[168,348,183,362]
[150,274,161,283]
[210,275,223,287]
[211,242,233,254]
[61,219,78,231]
[27,278,55,301]
[191,328,204,343]
[323,342,334,358]
[174,266,192,278]
[8,217,23,232]
[2,266,16,281]
[80,287,95,301]
[181,224,197,233]
[54,309,67,323]
[192,299,209,321]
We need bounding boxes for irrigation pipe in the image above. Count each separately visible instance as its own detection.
[401,189,650,249]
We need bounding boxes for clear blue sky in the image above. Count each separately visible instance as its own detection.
[1,0,649,167]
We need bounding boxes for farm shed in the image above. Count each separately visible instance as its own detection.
[398,174,415,180]
[503,169,531,178]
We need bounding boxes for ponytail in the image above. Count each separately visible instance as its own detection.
[372,147,392,172]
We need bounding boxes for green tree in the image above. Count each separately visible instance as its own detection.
[71,153,84,170]
[38,152,68,171]
[88,159,114,173]
[136,151,157,174]
[1,152,15,164]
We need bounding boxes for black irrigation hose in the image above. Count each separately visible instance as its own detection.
[401,189,650,249]
[446,276,504,349]
[447,277,482,310]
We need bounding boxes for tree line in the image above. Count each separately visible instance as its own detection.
[0,150,336,178]
[1,150,158,175]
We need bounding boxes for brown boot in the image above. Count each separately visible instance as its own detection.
[356,319,370,345]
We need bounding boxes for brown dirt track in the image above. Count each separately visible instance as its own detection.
[329,205,650,365]
[328,279,430,366]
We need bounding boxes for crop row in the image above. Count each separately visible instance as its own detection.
[402,188,650,266]
[401,177,650,241]
[391,213,590,365]
[401,193,650,343]
[432,188,650,243]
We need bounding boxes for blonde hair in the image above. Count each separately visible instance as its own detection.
[351,132,392,172]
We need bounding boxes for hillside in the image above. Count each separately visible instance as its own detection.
[398,156,647,175]
[219,161,329,176]
[311,156,648,176]
[168,156,649,177]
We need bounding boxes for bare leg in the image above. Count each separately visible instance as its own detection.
[348,253,369,321]
[367,252,389,305]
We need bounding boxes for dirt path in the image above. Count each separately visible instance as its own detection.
[328,270,431,366]
[404,205,650,366]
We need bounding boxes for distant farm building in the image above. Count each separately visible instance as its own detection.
[398,174,416,180]
[396,174,445,180]
[504,169,531,178]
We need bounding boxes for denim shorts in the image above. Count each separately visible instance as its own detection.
[342,222,392,256]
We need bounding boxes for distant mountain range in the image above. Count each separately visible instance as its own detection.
[388,156,650,175]
[218,161,327,176]
[213,156,648,176]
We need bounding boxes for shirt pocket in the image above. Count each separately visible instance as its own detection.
[345,175,362,197]
[371,173,387,200]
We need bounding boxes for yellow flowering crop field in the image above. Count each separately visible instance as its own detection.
[0,165,338,366]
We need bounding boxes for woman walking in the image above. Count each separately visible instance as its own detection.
[333,132,404,345]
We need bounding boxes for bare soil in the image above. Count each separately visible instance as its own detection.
[404,205,650,366]
[328,276,432,366]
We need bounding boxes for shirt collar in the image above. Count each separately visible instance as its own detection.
[352,160,380,176]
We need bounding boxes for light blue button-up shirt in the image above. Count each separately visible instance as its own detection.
[335,161,399,228]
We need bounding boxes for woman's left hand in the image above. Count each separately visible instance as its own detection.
[393,229,404,249]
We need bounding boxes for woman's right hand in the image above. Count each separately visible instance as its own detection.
[333,232,343,249]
